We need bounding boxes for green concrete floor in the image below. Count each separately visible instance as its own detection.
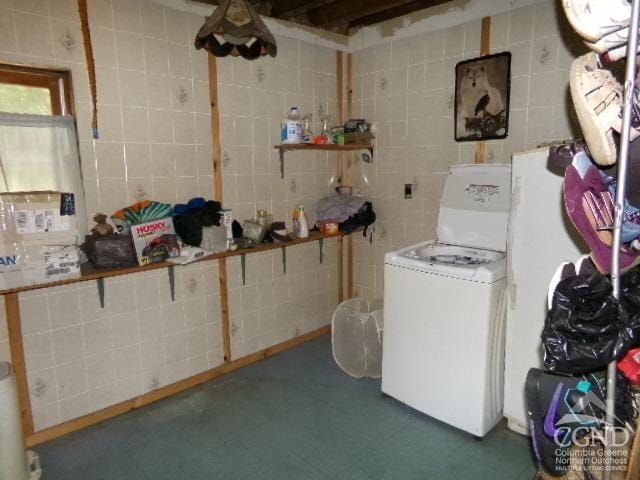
[37,336,537,479]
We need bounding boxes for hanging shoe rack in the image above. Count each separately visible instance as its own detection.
[605,1,640,479]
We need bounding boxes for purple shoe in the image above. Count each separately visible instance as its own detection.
[563,165,640,274]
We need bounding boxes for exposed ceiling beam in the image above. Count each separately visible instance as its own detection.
[306,0,437,28]
[271,0,339,19]
[348,0,452,29]
[195,0,272,16]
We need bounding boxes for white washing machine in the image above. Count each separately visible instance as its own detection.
[382,164,511,437]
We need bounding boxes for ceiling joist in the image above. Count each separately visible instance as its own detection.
[271,0,337,19]
[306,0,428,29]
[348,0,453,29]
[194,0,455,35]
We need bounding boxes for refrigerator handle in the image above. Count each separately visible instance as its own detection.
[506,175,522,309]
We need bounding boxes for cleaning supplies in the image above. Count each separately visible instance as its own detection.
[302,114,314,144]
[281,107,303,144]
[292,204,309,238]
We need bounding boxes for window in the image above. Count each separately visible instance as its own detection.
[0,64,74,116]
[0,64,87,236]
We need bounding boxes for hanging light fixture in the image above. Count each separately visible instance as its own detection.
[194,0,277,60]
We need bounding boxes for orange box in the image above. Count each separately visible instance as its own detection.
[319,221,340,236]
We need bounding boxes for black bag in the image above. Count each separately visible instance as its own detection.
[341,201,376,236]
[82,235,137,269]
[542,272,636,374]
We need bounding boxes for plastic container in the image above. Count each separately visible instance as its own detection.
[332,298,384,379]
[292,204,309,238]
[0,362,42,480]
[280,107,303,144]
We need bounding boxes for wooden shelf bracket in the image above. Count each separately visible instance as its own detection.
[319,238,324,264]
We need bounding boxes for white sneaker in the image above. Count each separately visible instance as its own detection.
[570,53,624,166]
[562,0,631,42]
[585,27,630,54]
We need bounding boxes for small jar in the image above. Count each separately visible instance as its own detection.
[256,209,268,226]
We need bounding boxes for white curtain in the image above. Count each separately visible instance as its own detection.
[0,113,88,237]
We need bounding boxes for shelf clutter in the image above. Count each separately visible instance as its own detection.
[0,230,339,304]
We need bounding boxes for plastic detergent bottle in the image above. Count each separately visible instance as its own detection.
[281,107,303,144]
[292,204,309,238]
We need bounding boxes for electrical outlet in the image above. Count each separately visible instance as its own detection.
[405,184,413,199]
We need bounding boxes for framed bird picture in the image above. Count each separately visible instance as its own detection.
[454,52,511,142]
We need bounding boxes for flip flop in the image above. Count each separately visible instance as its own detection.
[564,164,640,273]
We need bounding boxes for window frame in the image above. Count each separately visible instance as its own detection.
[0,63,75,117]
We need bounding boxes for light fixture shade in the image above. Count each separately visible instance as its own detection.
[195,0,277,60]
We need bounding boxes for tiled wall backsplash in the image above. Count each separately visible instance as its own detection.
[0,0,340,431]
[350,0,587,300]
[0,0,585,433]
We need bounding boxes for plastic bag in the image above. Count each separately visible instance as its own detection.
[82,235,137,269]
[542,273,634,374]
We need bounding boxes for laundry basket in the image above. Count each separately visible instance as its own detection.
[331,298,384,378]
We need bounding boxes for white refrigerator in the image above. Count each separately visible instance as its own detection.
[504,148,586,435]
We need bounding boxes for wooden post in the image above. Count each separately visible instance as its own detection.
[217,259,231,361]
[346,53,355,299]
[209,54,223,204]
[5,293,33,437]
[208,53,231,361]
[336,51,344,185]
[337,51,345,302]
[474,16,491,165]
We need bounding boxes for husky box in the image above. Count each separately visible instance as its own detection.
[131,217,179,266]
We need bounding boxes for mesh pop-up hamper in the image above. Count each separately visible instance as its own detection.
[331,298,384,378]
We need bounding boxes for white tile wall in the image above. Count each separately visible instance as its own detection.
[351,0,587,300]
[0,0,341,431]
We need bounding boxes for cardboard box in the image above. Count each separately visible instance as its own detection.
[0,191,78,244]
[0,243,80,290]
[131,217,180,266]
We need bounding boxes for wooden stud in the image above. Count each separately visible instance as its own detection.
[336,51,346,302]
[347,53,353,119]
[346,53,355,299]
[474,16,492,165]
[338,236,344,303]
[336,51,345,185]
[77,0,98,137]
[218,258,231,362]
[5,293,33,437]
[208,53,232,364]
[25,325,331,447]
[208,53,223,204]
[475,140,486,165]
[480,16,492,56]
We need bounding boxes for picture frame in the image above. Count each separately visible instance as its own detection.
[454,52,511,142]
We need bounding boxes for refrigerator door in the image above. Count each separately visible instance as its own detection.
[503,148,586,435]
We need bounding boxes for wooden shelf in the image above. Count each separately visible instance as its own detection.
[273,143,374,178]
[0,230,339,297]
[274,143,372,152]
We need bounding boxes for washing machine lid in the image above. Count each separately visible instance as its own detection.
[385,241,506,283]
[437,164,511,252]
